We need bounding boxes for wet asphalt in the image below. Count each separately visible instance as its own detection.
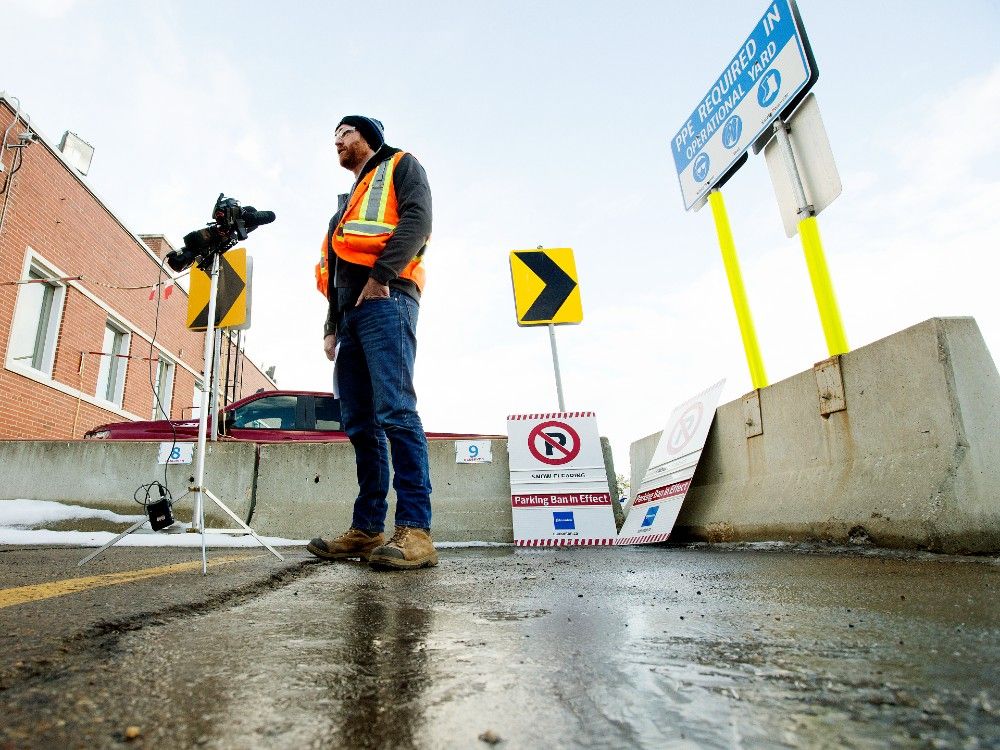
[0,543,997,749]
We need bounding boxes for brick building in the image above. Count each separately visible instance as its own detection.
[0,95,275,440]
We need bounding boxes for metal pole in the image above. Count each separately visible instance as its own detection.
[193,253,221,574]
[773,119,849,356]
[707,189,768,389]
[773,119,812,215]
[548,323,566,412]
[210,329,222,441]
[237,331,246,398]
[223,332,233,409]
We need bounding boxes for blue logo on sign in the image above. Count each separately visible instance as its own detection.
[721,115,742,149]
[553,511,575,530]
[693,152,710,182]
[641,506,659,528]
[757,69,782,107]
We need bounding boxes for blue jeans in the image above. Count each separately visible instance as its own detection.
[336,289,432,532]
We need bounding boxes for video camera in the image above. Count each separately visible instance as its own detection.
[165,193,276,273]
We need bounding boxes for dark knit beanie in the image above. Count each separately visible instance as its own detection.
[338,115,385,151]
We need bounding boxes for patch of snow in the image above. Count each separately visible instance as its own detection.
[0,499,514,550]
[0,498,303,548]
[0,498,145,528]
[0,528,307,548]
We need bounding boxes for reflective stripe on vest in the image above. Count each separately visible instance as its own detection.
[342,221,394,236]
[342,156,397,238]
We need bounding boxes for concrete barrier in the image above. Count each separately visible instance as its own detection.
[251,434,623,542]
[628,432,659,507]
[0,440,257,525]
[631,317,1000,554]
[250,438,514,542]
[0,431,622,543]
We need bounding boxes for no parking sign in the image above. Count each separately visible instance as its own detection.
[618,380,726,545]
[526,420,582,465]
[507,412,618,546]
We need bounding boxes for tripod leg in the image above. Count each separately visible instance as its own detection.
[203,489,284,560]
[201,504,208,576]
[78,519,149,567]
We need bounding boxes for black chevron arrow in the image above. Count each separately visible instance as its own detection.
[515,251,577,322]
[191,253,246,329]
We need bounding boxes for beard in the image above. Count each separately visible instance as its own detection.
[338,141,371,172]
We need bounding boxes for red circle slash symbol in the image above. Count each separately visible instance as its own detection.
[666,403,703,455]
[528,420,581,466]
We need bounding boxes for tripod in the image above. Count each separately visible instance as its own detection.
[79,250,283,572]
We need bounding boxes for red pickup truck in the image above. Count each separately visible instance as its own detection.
[84,390,492,442]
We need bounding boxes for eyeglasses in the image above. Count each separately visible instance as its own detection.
[334,127,357,141]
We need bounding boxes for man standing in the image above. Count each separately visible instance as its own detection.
[307,115,436,570]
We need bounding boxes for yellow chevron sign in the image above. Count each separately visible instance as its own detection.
[509,247,583,326]
[187,248,249,331]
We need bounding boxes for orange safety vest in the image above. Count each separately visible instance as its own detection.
[314,151,426,297]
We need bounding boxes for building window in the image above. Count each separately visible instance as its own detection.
[7,265,66,376]
[95,321,130,406]
[191,378,205,419]
[152,356,175,419]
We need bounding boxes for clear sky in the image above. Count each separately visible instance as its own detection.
[3,0,999,479]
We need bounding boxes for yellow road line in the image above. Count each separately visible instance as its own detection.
[0,555,258,609]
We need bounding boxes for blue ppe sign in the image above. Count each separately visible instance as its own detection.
[671,0,816,210]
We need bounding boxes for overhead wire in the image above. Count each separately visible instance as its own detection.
[0,268,190,289]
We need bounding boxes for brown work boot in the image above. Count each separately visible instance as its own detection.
[368,526,439,570]
[307,528,384,561]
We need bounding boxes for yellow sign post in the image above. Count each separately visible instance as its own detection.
[186,248,248,331]
[799,216,848,356]
[708,190,769,390]
[770,119,849,357]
